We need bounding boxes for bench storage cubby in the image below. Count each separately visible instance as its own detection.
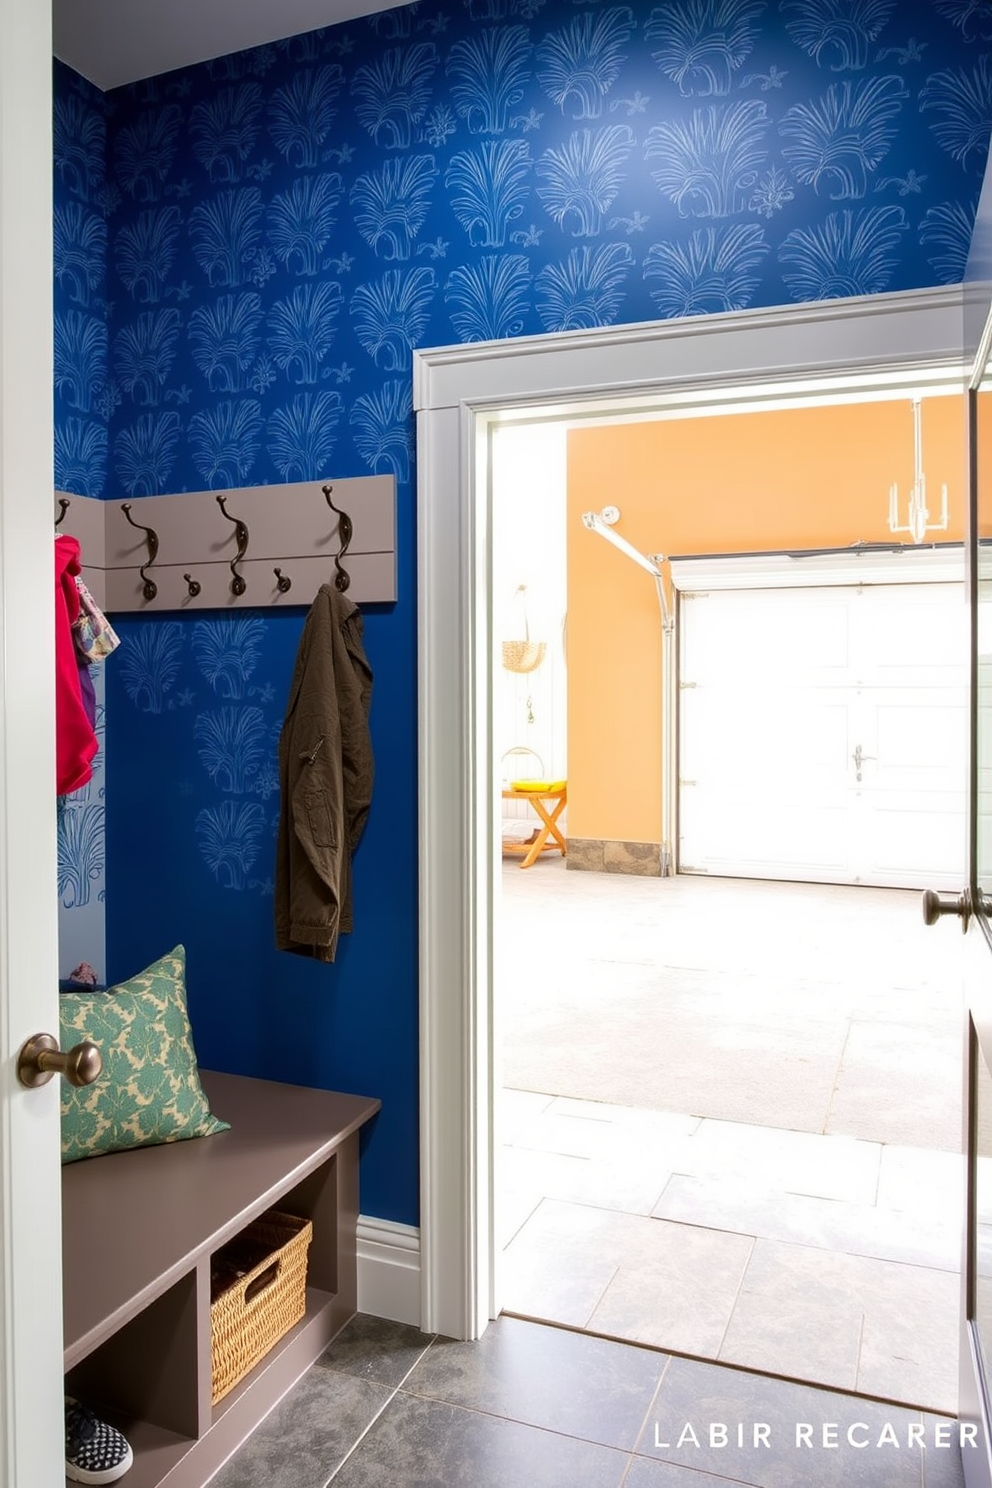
[62,1071,381,1488]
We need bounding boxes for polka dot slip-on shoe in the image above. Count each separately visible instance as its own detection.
[65,1398,134,1484]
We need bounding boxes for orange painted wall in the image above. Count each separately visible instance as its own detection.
[980,388,992,515]
[566,395,966,846]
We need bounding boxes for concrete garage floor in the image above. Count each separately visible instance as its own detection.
[498,857,965,1413]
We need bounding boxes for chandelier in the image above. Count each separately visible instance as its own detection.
[888,396,948,545]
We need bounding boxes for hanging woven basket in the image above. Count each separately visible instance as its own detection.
[501,586,547,675]
[501,638,546,674]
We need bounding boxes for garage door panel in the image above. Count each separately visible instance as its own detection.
[862,796,965,886]
[682,694,849,781]
[679,788,850,877]
[871,701,967,777]
[678,580,966,888]
[682,590,855,683]
[861,587,966,676]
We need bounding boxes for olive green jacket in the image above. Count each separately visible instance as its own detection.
[275,584,373,961]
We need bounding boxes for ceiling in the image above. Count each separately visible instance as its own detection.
[53,0,412,91]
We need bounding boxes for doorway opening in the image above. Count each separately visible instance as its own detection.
[413,285,968,1385]
[489,381,965,1413]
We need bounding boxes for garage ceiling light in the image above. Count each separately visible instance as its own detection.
[889,397,949,544]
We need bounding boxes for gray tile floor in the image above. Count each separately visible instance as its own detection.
[209,1313,969,1488]
[498,859,965,1411]
[211,864,969,1483]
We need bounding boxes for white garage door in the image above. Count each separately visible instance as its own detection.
[677,579,967,889]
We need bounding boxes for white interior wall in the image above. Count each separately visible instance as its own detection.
[491,425,567,825]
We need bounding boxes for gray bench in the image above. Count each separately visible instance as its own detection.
[62,1071,380,1488]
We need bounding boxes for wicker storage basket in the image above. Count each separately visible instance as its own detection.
[210,1210,312,1405]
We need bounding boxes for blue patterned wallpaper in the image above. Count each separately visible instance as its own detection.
[53,0,992,1225]
[57,666,107,982]
[104,603,415,1209]
[53,65,109,498]
[61,3,992,499]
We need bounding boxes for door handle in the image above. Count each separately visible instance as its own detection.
[852,744,876,782]
[16,1032,102,1089]
[922,889,969,927]
[920,887,992,933]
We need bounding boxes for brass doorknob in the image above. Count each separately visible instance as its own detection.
[16,1033,102,1089]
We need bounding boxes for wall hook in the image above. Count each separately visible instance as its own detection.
[55,497,70,529]
[216,494,249,597]
[183,573,202,598]
[273,567,292,594]
[120,502,159,601]
[322,483,352,593]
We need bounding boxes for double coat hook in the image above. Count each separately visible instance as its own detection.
[216,494,249,596]
[323,484,352,592]
[121,503,159,601]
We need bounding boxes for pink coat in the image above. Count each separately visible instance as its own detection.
[55,535,98,795]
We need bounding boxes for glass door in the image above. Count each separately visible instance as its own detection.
[945,307,992,1488]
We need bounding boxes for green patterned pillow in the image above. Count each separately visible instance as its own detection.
[59,945,229,1164]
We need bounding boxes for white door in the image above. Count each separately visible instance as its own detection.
[679,580,967,888]
[0,4,67,1484]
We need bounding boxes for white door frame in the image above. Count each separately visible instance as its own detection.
[0,0,67,1481]
[414,284,968,1341]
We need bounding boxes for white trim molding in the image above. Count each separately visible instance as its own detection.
[356,1216,422,1329]
[414,284,969,1342]
[413,285,965,414]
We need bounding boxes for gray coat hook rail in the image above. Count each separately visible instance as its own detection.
[54,475,396,612]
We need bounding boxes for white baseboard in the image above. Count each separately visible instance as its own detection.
[356,1215,421,1328]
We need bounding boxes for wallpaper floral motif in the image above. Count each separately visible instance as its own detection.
[109,611,280,893]
[51,0,992,1224]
